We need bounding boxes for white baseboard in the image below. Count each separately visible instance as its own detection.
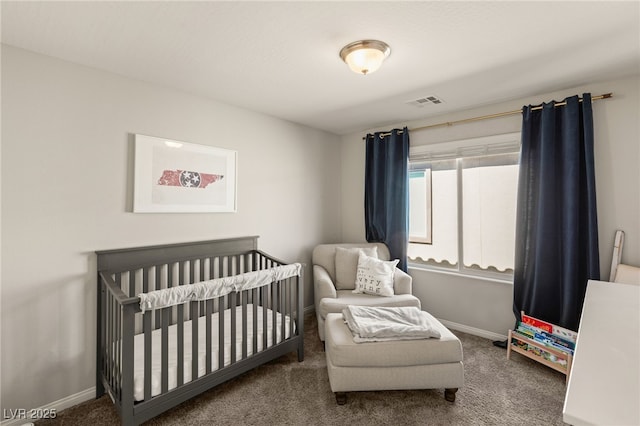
[438,318,508,341]
[1,387,95,426]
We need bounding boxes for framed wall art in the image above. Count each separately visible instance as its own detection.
[133,134,237,213]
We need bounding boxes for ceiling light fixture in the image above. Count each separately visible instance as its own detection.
[339,40,391,75]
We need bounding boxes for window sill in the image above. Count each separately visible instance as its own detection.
[408,263,514,285]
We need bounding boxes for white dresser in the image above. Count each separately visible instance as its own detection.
[563,279,640,426]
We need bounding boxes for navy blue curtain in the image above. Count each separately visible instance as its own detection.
[364,127,409,271]
[513,94,600,331]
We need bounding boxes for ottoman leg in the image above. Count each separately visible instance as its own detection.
[335,392,347,405]
[444,388,458,402]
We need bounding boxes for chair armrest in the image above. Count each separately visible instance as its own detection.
[393,268,413,295]
[314,264,337,309]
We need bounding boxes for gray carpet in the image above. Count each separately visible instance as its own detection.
[39,313,567,425]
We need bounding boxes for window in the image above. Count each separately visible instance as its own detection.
[409,169,432,244]
[408,133,520,278]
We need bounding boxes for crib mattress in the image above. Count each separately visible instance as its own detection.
[132,304,290,401]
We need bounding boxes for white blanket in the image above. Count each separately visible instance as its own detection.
[342,305,441,342]
[139,263,302,313]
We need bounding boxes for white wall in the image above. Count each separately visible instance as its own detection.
[341,74,640,337]
[0,46,342,412]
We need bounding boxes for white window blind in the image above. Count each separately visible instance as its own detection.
[408,132,521,278]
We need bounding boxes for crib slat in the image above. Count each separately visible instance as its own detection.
[142,267,149,294]
[241,293,248,359]
[281,278,286,340]
[177,303,184,386]
[143,310,152,401]
[286,278,291,338]
[121,304,135,418]
[115,297,120,400]
[191,300,199,381]
[106,289,112,394]
[179,260,186,286]
[161,307,169,394]
[129,270,136,298]
[168,262,175,289]
[230,292,236,364]
[211,256,219,371]
[297,270,304,360]
[289,278,295,338]
[281,279,286,341]
[104,288,109,393]
[177,261,185,386]
[200,257,206,281]
[115,288,121,399]
[189,260,196,322]
[154,266,162,330]
[252,288,258,355]
[161,263,173,394]
[205,299,212,374]
[218,297,225,369]
[190,259,196,283]
[296,276,300,337]
[262,286,268,350]
[96,278,105,398]
[287,278,292,338]
[100,282,106,386]
[143,267,152,402]
[272,282,277,346]
[112,292,118,399]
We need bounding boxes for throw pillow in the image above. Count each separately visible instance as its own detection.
[353,254,398,297]
[335,246,378,290]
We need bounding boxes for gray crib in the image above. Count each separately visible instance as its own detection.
[96,236,304,425]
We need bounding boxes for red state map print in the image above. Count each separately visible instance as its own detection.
[157,170,224,189]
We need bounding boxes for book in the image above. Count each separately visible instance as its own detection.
[521,312,578,343]
[517,322,576,352]
[533,332,574,355]
[510,333,568,367]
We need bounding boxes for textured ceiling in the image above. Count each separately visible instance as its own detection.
[2,1,639,135]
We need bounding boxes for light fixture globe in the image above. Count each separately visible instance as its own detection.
[339,40,391,75]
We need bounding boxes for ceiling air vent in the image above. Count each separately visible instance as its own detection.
[406,95,444,107]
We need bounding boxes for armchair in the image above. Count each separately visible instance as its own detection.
[312,242,421,341]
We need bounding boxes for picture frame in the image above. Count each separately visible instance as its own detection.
[133,134,237,213]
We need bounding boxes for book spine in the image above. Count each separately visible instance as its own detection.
[533,332,574,355]
[518,322,575,350]
[521,314,578,343]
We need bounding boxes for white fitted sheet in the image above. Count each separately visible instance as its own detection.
[132,304,290,401]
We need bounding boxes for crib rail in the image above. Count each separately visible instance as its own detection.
[98,273,133,409]
[96,237,304,425]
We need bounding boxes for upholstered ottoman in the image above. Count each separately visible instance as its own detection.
[324,312,464,404]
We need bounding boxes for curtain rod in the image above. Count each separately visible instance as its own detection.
[365,93,612,139]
